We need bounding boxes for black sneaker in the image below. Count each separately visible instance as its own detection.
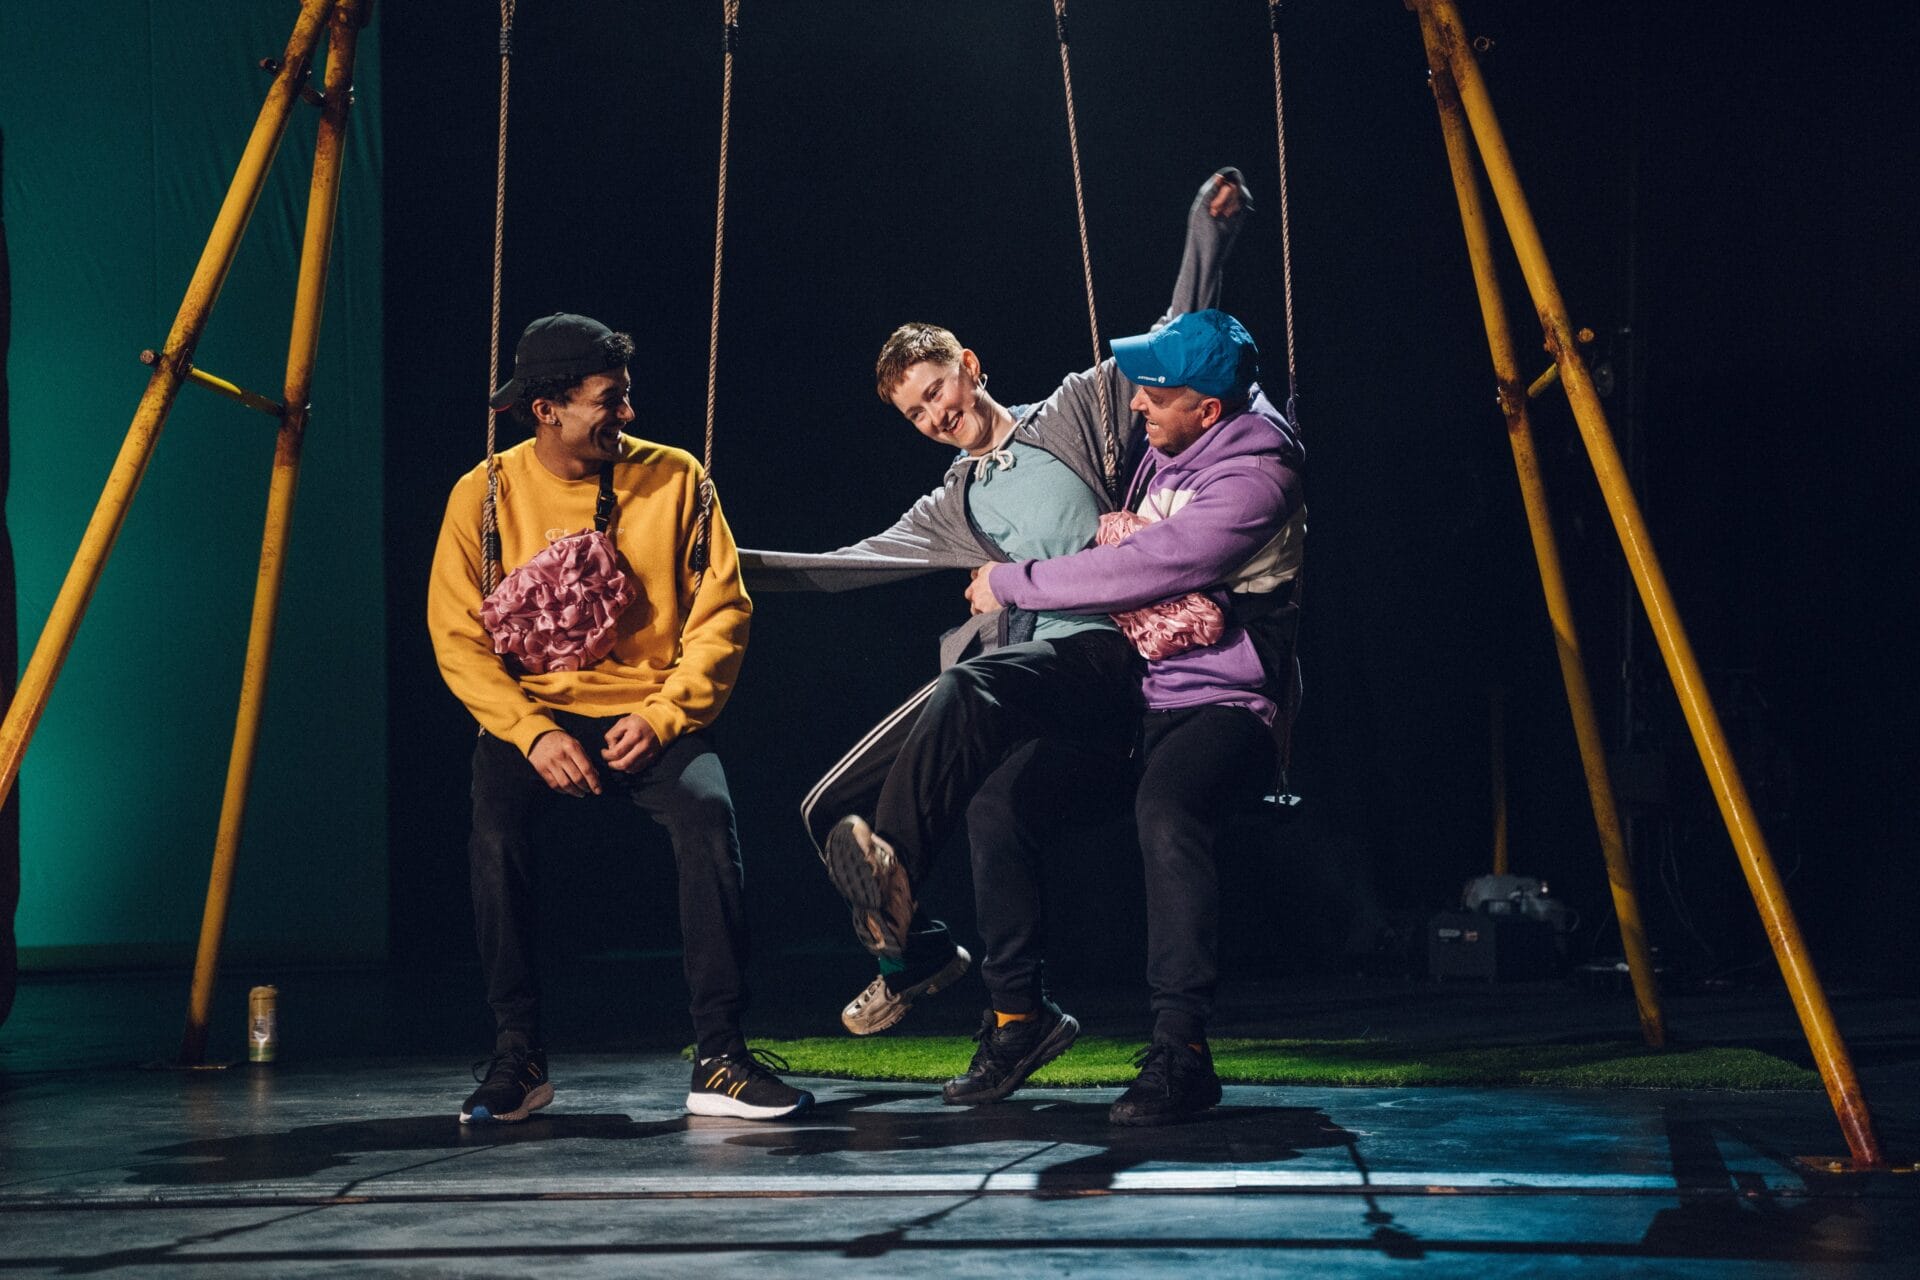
[941,1004,1079,1105]
[687,1048,815,1120]
[1107,1038,1223,1126]
[460,1048,553,1124]
[822,815,914,958]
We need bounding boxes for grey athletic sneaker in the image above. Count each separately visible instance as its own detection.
[841,944,972,1036]
[823,815,914,958]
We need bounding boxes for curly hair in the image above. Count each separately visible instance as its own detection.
[874,322,963,403]
[508,330,637,429]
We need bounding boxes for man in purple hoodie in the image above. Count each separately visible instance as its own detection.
[965,309,1306,1125]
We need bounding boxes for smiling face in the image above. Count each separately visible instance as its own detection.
[1131,382,1222,457]
[531,369,633,478]
[888,352,1000,455]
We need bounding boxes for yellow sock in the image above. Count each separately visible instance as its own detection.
[995,1010,1036,1027]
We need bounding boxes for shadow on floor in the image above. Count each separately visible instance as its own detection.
[728,1091,1353,1192]
[130,1113,688,1186]
[17,1098,1887,1271]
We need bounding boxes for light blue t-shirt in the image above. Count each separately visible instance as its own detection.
[964,440,1116,640]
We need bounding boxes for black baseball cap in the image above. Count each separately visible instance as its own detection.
[489,313,624,411]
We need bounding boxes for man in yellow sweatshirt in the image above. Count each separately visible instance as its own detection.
[429,313,809,1123]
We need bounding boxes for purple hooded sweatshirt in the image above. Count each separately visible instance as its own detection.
[986,388,1305,722]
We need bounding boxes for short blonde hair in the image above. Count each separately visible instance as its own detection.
[875,322,963,402]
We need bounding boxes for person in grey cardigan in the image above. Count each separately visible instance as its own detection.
[738,169,1247,1102]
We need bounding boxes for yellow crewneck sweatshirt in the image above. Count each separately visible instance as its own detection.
[427,435,751,756]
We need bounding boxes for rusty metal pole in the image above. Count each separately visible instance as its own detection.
[1418,7,1664,1047]
[179,0,366,1066]
[1420,0,1882,1166]
[0,0,335,815]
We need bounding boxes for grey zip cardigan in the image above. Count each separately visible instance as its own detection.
[739,169,1249,668]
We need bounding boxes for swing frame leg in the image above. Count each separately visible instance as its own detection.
[1417,9,1665,1052]
[178,0,369,1067]
[0,0,338,816]
[1412,0,1891,1171]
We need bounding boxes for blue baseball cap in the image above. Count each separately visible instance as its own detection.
[1111,309,1259,401]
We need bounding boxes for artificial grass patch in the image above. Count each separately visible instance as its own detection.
[751,1035,1818,1091]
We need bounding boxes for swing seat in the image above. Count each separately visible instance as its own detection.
[1256,786,1302,815]
[1244,572,1305,818]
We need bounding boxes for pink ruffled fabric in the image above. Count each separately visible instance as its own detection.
[1097,510,1226,660]
[481,530,635,674]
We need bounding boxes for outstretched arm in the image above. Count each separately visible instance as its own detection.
[1165,167,1251,324]
[1053,168,1254,481]
[738,478,982,592]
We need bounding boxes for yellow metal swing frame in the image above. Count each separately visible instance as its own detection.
[1408,0,1894,1173]
[0,0,370,1065]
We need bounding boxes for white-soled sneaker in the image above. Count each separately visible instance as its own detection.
[686,1049,815,1120]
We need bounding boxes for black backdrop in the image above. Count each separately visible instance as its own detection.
[381,2,1917,991]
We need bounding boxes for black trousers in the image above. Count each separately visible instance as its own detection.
[970,702,1274,1038]
[800,631,1139,961]
[1135,704,1275,1043]
[468,712,749,1061]
[966,736,1129,1014]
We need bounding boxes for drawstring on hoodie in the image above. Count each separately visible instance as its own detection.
[965,445,1017,479]
[964,411,1028,480]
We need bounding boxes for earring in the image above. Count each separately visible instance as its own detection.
[977,371,990,390]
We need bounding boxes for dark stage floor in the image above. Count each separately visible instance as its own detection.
[3,961,1918,1276]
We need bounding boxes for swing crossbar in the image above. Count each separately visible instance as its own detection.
[138,350,286,419]
[1525,328,1593,399]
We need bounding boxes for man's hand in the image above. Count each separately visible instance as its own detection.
[529,730,603,798]
[1206,173,1243,220]
[601,713,662,774]
[966,563,1003,616]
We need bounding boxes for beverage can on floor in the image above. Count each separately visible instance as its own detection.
[248,985,278,1063]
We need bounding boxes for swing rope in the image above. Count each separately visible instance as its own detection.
[480,0,518,597]
[1049,0,1118,499]
[1267,0,1300,425]
[690,0,740,598]
[481,5,735,603]
[1264,2,1307,801]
